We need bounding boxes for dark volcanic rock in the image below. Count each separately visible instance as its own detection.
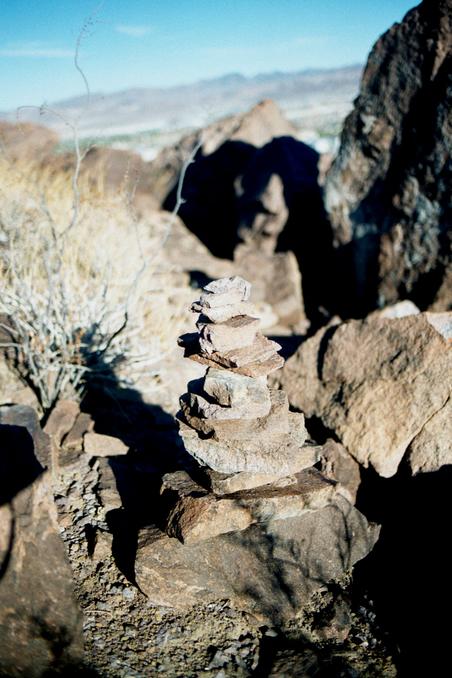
[324,0,452,315]
[0,420,83,676]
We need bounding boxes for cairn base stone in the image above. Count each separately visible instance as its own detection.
[135,495,380,623]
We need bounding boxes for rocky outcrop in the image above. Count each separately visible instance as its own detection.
[0,407,83,676]
[324,0,452,315]
[135,277,379,622]
[149,100,320,327]
[278,313,452,477]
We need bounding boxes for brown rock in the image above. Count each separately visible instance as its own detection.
[407,397,452,474]
[83,432,129,457]
[180,388,289,440]
[44,399,80,446]
[180,332,285,376]
[63,411,95,450]
[279,314,451,477]
[234,249,307,328]
[135,495,380,623]
[167,469,337,544]
[0,423,83,675]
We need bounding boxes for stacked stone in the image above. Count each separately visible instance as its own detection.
[165,277,334,544]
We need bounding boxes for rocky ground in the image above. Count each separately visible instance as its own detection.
[1,1,451,675]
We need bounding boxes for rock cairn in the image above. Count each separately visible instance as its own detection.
[161,276,338,544]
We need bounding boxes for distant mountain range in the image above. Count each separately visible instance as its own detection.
[1,65,362,139]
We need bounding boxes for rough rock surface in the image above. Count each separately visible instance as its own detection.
[136,495,379,622]
[324,0,452,315]
[0,417,83,676]
[166,469,338,544]
[407,396,452,474]
[279,314,451,477]
[179,416,313,474]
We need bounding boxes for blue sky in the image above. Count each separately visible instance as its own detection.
[1,0,418,109]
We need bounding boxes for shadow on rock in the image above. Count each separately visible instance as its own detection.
[79,354,194,584]
[354,463,452,677]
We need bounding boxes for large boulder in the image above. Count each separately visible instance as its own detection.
[278,313,451,477]
[0,412,83,676]
[324,0,452,316]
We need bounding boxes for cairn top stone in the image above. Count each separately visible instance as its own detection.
[199,276,251,308]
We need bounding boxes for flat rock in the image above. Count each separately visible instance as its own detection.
[187,389,271,420]
[84,432,129,457]
[180,388,289,440]
[192,300,257,323]
[179,332,284,376]
[179,412,313,474]
[167,469,338,543]
[135,495,380,623]
[200,276,251,308]
[203,368,267,407]
[198,315,260,354]
[202,467,299,494]
[279,314,451,477]
[407,397,452,474]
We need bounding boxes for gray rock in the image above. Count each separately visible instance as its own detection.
[180,332,284,377]
[198,315,260,354]
[179,412,313,474]
[318,439,361,505]
[203,467,299,494]
[180,388,289,440]
[187,390,271,421]
[200,276,251,307]
[324,0,452,314]
[135,495,380,623]
[160,470,208,498]
[203,368,268,407]
[192,300,257,323]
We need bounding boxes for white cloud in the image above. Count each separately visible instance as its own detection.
[115,24,152,38]
[0,42,73,58]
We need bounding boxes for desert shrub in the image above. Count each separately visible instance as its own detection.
[0,153,188,414]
